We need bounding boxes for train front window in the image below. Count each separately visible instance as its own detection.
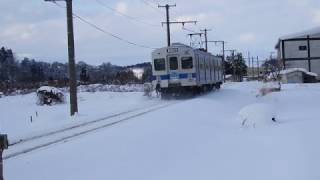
[181,57,193,69]
[154,58,165,71]
[169,57,178,70]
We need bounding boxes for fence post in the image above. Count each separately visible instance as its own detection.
[0,134,8,180]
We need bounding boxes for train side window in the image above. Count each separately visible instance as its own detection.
[169,57,178,70]
[181,57,193,69]
[154,58,165,71]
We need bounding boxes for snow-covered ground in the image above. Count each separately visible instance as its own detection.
[0,91,161,143]
[3,82,320,180]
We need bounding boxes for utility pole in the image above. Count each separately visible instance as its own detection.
[0,134,8,180]
[257,56,260,79]
[247,52,251,77]
[158,4,197,46]
[45,0,78,116]
[251,57,255,78]
[200,28,212,52]
[207,41,226,59]
[207,40,226,81]
[225,49,237,81]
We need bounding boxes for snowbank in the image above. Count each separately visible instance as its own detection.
[238,103,277,127]
[78,84,144,93]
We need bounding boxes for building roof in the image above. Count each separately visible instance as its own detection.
[280,68,318,77]
[280,26,320,40]
[275,26,320,49]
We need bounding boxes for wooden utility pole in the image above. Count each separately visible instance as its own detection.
[0,134,8,180]
[200,29,212,52]
[45,0,78,116]
[159,4,197,46]
[247,52,251,77]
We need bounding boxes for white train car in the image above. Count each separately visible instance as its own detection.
[151,43,223,96]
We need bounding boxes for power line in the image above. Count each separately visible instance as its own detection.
[95,0,161,28]
[158,4,197,46]
[140,0,202,42]
[52,1,156,49]
[140,0,164,15]
[182,27,198,33]
[187,32,203,48]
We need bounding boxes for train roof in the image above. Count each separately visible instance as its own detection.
[152,43,213,55]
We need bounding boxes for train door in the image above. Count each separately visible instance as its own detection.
[200,56,205,84]
[209,56,213,84]
[167,55,179,83]
[211,57,214,83]
[206,57,211,84]
[218,59,221,81]
[195,54,200,84]
[213,58,217,83]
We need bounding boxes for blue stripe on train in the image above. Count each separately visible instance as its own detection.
[154,73,197,80]
[179,73,188,79]
[160,75,170,80]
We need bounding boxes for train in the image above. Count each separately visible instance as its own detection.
[151,43,224,97]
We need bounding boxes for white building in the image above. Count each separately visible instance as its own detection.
[275,27,320,79]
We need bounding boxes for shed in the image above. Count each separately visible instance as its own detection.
[280,68,318,84]
[275,27,320,80]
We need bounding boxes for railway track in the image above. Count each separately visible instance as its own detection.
[4,101,179,160]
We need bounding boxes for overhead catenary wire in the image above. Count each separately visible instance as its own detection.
[139,0,164,15]
[95,0,161,28]
[52,1,156,49]
[182,26,199,33]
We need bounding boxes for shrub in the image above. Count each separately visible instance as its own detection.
[36,86,65,105]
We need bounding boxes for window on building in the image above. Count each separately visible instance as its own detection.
[154,58,165,71]
[181,57,193,69]
[169,57,178,70]
[299,45,307,51]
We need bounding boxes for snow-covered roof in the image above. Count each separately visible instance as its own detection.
[279,26,320,40]
[276,27,320,49]
[37,86,63,94]
[280,68,318,77]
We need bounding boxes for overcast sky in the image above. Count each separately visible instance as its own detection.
[0,0,320,65]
